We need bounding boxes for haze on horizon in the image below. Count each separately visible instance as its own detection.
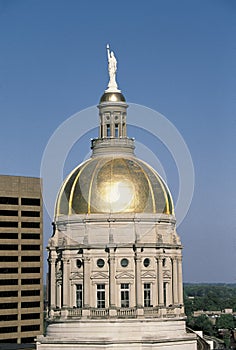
[0,0,235,283]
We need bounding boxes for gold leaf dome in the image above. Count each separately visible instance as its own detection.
[56,155,174,216]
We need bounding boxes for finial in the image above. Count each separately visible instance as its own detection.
[106,44,120,92]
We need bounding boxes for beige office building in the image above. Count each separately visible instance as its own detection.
[0,175,43,345]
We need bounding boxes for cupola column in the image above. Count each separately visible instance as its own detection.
[135,249,142,308]
[62,252,70,308]
[157,256,164,305]
[177,256,183,304]
[83,252,91,308]
[109,251,116,307]
[172,257,179,305]
[49,250,57,309]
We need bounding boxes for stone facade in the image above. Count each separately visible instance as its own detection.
[37,70,197,349]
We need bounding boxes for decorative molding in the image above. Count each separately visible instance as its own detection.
[141,271,156,279]
[70,272,83,280]
[115,271,134,280]
[91,272,109,280]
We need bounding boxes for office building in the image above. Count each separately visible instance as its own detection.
[0,175,43,345]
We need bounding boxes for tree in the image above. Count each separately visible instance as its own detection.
[194,315,214,336]
[216,314,235,330]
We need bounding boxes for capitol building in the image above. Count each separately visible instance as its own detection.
[36,46,198,349]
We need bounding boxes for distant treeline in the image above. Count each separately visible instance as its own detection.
[184,283,236,313]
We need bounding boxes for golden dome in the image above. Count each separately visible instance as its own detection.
[56,156,174,216]
[100,92,126,103]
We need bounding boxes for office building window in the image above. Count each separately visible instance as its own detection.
[120,283,129,308]
[21,198,40,206]
[97,284,105,308]
[0,197,18,205]
[144,283,151,307]
[76,284,83,308]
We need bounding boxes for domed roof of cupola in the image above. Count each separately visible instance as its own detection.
[55,155,174,217]
[100,91,126,103]
[55,45,175,219]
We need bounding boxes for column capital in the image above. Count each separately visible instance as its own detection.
[83,256,91,263]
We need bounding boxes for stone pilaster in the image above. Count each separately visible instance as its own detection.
[49,250,57,309]
[157,256,164,306]
[109,252,116,307]
[172,257,178,305]
[83,253,91,308]
[135,251,142,308]
[62,252,71,308]
[177,255,183,304]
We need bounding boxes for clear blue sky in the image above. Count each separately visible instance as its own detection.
[0,0,235,283]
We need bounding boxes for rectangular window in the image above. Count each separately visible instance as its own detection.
[21,222,40,228]
[0,302,17,309]
[22,233,40,240]
[21,278,40,285]
[0,244,18,250]
[21,290,40,297]
[107,124,111,137]
[22,245,40,251]
[115,124,119,137]
[21,211,40,217]
[97,284,105,308]
[0,326,17,333]
[21,255,40,262]
[0,314,17,322]
[0,256,18,262]
[21,267,40,274]
[0,197,18,205]
[0,267,18,274]
[21,301,40,308]
[0,279,18,286]
[0,210,18,216]
[76,284,83,308]
[21,313,40,320]
[21,198,40,206]
[21,324,40,332]
[21,337,34,343]
[0,232,18,239]
[164,282,167,306]
[144,283,151,307]
[0,222,18,228]
[0,291,18,298]
[121,283,129,308]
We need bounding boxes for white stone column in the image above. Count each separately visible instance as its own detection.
[154,258,159,307]
[177,255,183,304]
[62,252,71,308]
[157,256,164,305]
[49,250,57,309]
[172,257,178,305]
[135,251,142,308]
[109,253,116,307]
[83,254,91,308]
[56,281,62,308]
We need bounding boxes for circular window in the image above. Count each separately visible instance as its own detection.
[143,258,150,267]
[120,258,129,267]
[97,259,105,268]
[76,259,82,268]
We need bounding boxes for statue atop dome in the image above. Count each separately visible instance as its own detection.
[106,44,120,92]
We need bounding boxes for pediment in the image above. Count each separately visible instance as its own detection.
[70,272,83,280]
[91,272,109,280]
[163,270,171,278]
[141,271,156,279]
[115,272,134,280]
